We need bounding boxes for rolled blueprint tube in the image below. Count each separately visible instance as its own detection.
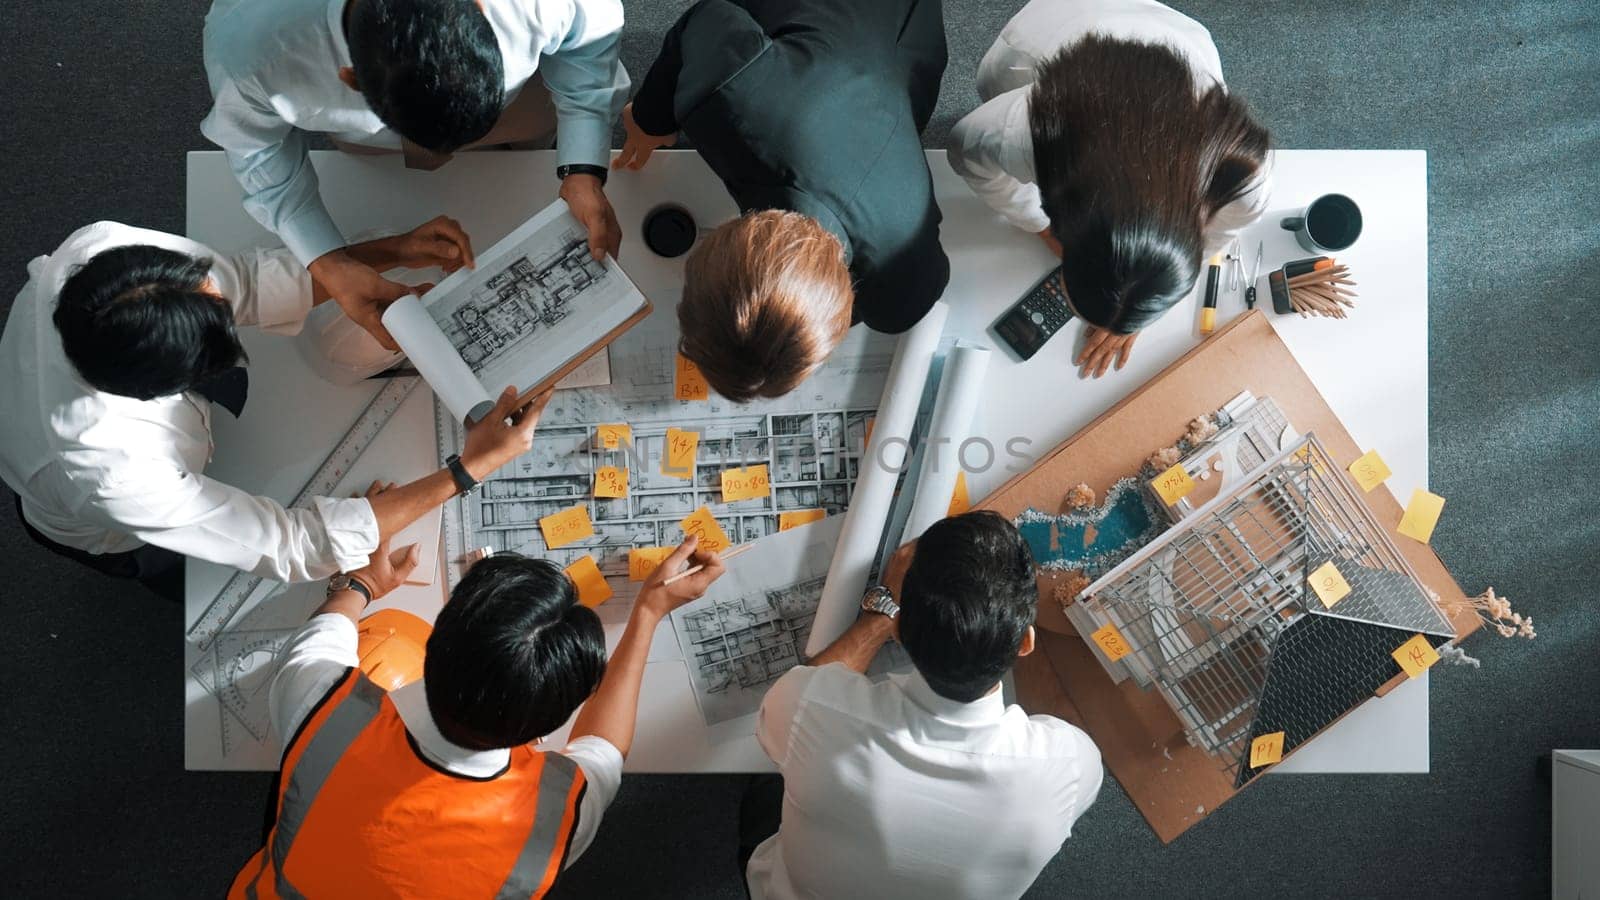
[896,342,990,547]
[806,302,948,656]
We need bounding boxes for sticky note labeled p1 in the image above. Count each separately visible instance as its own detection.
[1396,489,1445,543]
[674,354,710,401]
[1152,463,1196,505]
[1392,634,1440,679]
[628,546,673,581]
[1090,623,1132,662]
[948,470,971,516]
[1347,449,1391,492]
[594,466,628,499]
[565,555,613,608]
[539,504,594,550]
[679,506,732,554]
[721,465,771,502]
[1308,560,1352,608]
[779,509,826,531]
[595,424,631,451]
[662,428,700,478]
[1249,731,1285,768]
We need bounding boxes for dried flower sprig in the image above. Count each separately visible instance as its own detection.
[1438,587,1535,639]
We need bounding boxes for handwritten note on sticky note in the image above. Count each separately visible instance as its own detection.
[1308,560,1353,608]
[1090,623,1132,662]
[779,509,827,531]
[628,546,674,581]
[1348,449,1392,493]
[565,555,613,608]
[674,354,710,401]
[721,465,771,502]
[1397,489,1445,543]
[594,466,628,499]
[1250,731,1285,768]
[680,506,732,554]
[1152,463,1196,506]
[596,424,632,451]
[948,470,971,516]
[539,504,594,550]
[1392,634,1440,679]
[662,428,700,478]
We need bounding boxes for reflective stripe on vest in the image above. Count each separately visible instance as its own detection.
[495,753,580,899]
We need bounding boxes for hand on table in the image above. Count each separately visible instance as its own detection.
[614,103,677,171]
[459,386,554,479]
[883,542,915,599]
[560,173,622,262]
[1075,325,1139,379]
[346,482,422,601]
[637,534,726,619]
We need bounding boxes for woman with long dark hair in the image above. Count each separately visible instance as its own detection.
[948,0,1272,377]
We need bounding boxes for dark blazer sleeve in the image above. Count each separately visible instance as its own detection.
[630,0,773,138]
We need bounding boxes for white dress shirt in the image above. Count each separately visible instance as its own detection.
[0,221,379,581]
[748,662,1103,900]
[946,0,1270,248]
[270,612,624,866]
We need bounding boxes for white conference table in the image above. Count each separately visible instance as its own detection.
[186,148,1431,774]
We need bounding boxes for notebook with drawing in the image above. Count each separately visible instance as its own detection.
[382,199,652,422]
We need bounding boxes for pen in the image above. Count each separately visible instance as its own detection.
[661,542,754,585]
[1200,253,1222,335]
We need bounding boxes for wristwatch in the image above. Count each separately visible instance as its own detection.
[445,453,479,496]
[556,163,608,186]
[327,573,372,603]
[861,584,900,620]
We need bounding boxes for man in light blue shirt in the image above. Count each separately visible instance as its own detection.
[202,0,628,349]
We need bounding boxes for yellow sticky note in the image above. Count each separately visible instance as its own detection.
[539,504,594,550]
[1307,560,1352,609]
[679,506,733,554]
[596,424,632,451]
[1397,489,1445,543]
[721,465,772,502]
[662,428,700,478]
[1090,623,1132,662]
[594,466,629,499]
[1347,449,1391,493]
[1392,634,1440,679]
[1152,463,1196,505]
[1249,731,1285,768]
[779,509,827,531]
[627,546,674,581]
[564,555,613,608]
[948,470,971,516]
[674,354,710,401]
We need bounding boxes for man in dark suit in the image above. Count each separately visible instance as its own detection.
[617,0,949,402]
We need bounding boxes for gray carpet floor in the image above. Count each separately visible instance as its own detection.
[2,1,1596,897]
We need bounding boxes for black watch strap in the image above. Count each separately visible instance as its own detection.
[445,453,479,496]
[557,163,608,186]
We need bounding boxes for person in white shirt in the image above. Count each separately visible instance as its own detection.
[235,532,727,897]
[0,220,549,601]
[745,511,1103,900]
[946,0,1273,378]
[202,0,630,350]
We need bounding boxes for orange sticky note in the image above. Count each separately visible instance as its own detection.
[662,428,700,478]
[1090,623,1132,662]
[1308,560,1352,609]
[565,555,613,608]
[596,424,632,451]
[948,470,971,516]
[594,466,629,499]
[1397,489,1445,543]
[1392,634,1440,679]
[863,417,876,450]
[538,504,594,550]
[779,509,827,531]
[1152,463,1196,505]
[1249,731,1285,768]
[721,465,772,502]
[674,354,710,401]
[1347,449,1391,493]
[679,506,732,554]
[627,546,673,581]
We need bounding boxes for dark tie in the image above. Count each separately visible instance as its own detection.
[193,366,249,418]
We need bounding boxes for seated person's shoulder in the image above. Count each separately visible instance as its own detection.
[1019,709,1102,763]
[770,662,894,717]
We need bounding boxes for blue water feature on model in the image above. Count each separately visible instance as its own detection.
[1015,477,1164,575]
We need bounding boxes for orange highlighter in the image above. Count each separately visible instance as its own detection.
[1199,253,1222,335]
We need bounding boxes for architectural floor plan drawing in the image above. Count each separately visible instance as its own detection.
[443,227,604,372]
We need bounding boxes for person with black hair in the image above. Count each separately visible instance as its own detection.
[202,0,630,350]
[0,220,549,601]
[233,533,725,897]
[947,0,1272,378]
[744,511,1102,900]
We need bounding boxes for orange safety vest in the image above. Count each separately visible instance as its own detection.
[230,670,587,900]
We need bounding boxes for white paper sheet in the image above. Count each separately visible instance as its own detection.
[384,294,491,422]
[897,342,990,545]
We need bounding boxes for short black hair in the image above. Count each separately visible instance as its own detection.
[346,0,505,153]
[897,511,1038,703]
[52,244,245,400]
[425,555,606,749]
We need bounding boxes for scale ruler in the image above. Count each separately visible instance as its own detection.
[185,377,422,649]
[434,397,470,592]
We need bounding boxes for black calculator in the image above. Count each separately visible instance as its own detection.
[991,267,1073,361]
